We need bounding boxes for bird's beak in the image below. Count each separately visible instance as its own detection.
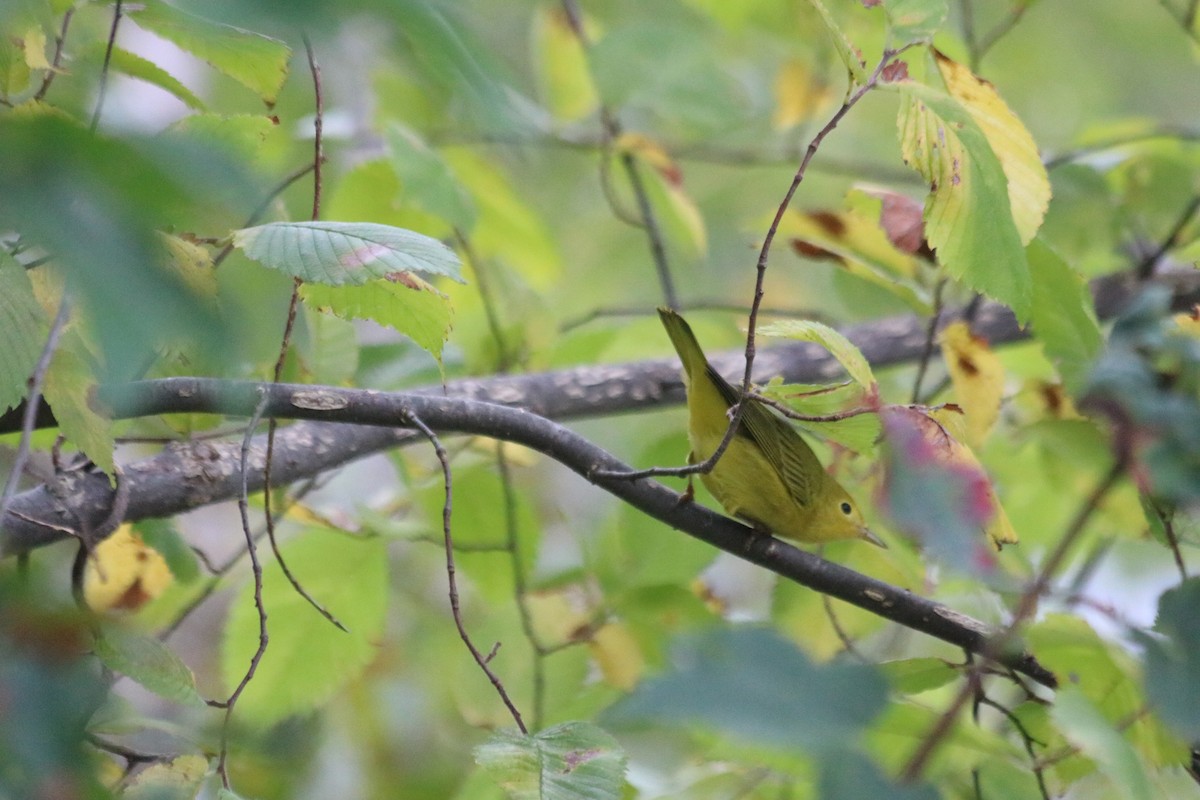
[860,527,887,548]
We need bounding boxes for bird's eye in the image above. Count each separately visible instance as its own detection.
[840,501,852,515]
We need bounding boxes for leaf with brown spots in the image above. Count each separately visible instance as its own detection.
[940,321,1004,446]
[897,83,1031,320]
[933,49,1050,245]
[475,721,626,799]
[773,205,931,311]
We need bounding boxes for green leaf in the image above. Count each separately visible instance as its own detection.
[1142,578,1200,740]
[41,332,115,476]
[0,33,32,99]
[758,379,881,456]
[386,124,477,230]
[1026,615,1145,723]
[805,0,868,82]
[392,0,537,134]
[296,304,359,384]
[879,657,959,694]
[0,252,46,414]
[233,221,464,287]
[442,149,564,289]
[220,530,388,727]
[414,461,540,601]
[776,200,931,313]
[134,519,200,585]
[1027,237,1102,393]
[106,45,206,110]
[594,431,718,591]
[532,5,600,123]
[299,278,453,367]
[1052,687,1155,800]
[131,0,290,104]
[604,627,888,752]
[933,50,1050,245]
[897,83,1032,320]
[93,624,205,708]
[166,113,278,159]
[123,754,209,800]
[475,721,627,800]
[0,114,244,381]
[758,319,876,389]
[883,0,948,43]
[821,749,939,800]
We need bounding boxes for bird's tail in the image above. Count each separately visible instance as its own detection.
[657,307,709,380]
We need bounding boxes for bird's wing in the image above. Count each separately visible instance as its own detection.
[706,365,823,507]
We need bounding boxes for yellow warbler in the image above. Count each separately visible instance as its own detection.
[659,307,883,547]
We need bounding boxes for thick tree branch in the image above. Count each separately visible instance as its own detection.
[3,379,1057,688]
[1,269,1196,690]
[2,268,1196,438]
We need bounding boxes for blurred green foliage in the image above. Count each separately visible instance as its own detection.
[1,0,1200,798]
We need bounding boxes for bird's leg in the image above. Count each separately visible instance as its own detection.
[673,450,698,509]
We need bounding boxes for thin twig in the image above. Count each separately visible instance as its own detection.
[254,37,347,633]
[33,7,75,102]
[559,0,678,308]
[821,591,866,661]
[456,224,547,725]
[617,149,678,308]
[90,0,123,132]
[405,409,527,733]
[971,3,1030,65]
[0,298,70,534]
[900,457,1128,782]
[975,695,1051,800]
[911,277,947,404]
[1135,193,1200,278]
[1045,126,1200,170]
[596,47,911,484]
[213,163,317,268]
[428,129,915,182]
[560,301,829,332]
[748,390,872,424]
[304,35,324,223]
[158,477,321,642]
[216,391,271,789]
[497,446,548,729]
[455,230,515,370]
[1153,501,1189,582]
[1032,705,1152,771]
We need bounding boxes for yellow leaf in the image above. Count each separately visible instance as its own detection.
[925,406,1019,548]
[773,58,832,129]
[773,205,929,311]
[588,622,644,690]
[467,438,540,467]
[532,6,599,123]
[1174,305,1200,337]
[617,133,707,255]
[42,333,116,476]
[123,754,208,800]
[157,232,217,299]
[934,49,1050,245]
[22,27,51,71]
[614,132,680,181]
[940,321,1004,446]
[660,175,708,255]
[84,525,174,613]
